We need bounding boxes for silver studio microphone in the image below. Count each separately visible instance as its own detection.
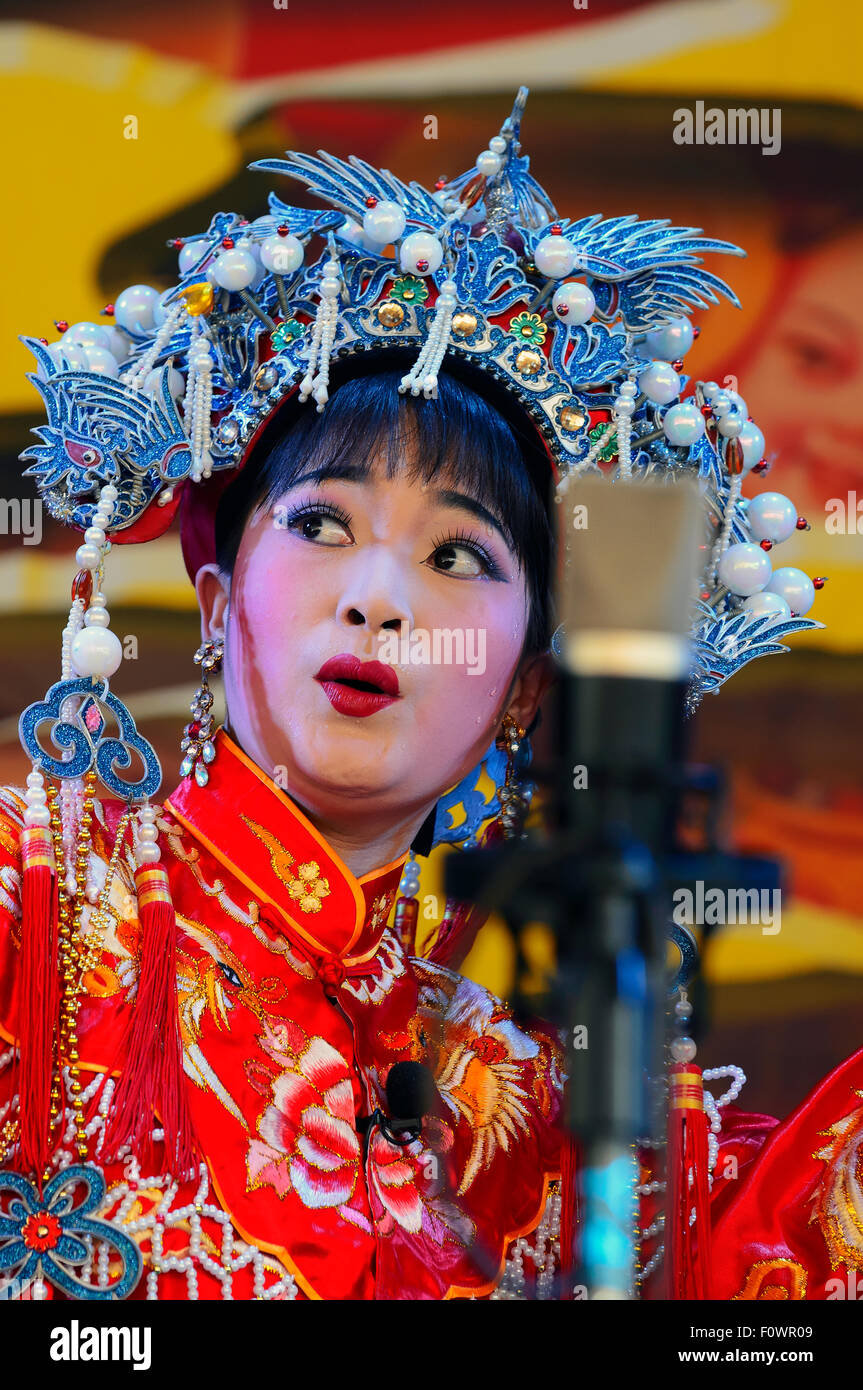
[559,473,703,681]
[554,473,704,855]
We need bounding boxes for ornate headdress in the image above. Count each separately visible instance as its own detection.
[19,89,821,798]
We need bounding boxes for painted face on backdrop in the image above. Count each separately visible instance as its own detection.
[196,444,549,829]
[744,228,863,512]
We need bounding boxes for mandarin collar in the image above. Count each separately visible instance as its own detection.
[164,728,408,966]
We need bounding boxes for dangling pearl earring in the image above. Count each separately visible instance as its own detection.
[495,712,532,840]
[180,639,223,786]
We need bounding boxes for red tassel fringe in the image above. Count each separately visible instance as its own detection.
[393,894,418,955]
[667,1062,713,1299]
[18,825,59,1180]
[103,862,196,1176]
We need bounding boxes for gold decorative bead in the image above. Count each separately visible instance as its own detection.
[560,405,587,432]
[515,348,543,376]
[376,300,405,328]
[451,311,478,338]
[180,281,214,317]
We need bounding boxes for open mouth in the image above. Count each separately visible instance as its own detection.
[332,677,389,694]
[314,654,401,716]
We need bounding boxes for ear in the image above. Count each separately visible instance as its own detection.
[195,563,230,643]
[506,649,557,732]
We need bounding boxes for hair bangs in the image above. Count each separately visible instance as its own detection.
[215,359,554,652]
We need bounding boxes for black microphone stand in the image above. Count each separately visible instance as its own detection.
[446,671,781,1300]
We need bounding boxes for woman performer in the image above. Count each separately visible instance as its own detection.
[0,89,859,1301]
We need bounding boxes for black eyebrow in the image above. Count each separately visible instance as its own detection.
[292,462,370,485]
[432,489,513,550]
[284,468,513,550]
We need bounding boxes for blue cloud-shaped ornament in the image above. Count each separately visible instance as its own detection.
[19,676,161,800]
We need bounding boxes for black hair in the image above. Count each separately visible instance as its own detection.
[215,352,555,655]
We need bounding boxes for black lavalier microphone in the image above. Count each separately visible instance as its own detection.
[356,1061,438,1157]
[358,1059,507,1287]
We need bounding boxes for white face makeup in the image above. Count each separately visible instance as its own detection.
[196,446,549,837]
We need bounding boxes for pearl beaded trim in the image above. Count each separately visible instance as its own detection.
[0,1052,298,1301]
[490,1184,562,1300]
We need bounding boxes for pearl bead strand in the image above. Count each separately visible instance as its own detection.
[399,277,459,399]
[566,420,616,478]
[183,327,215,481]
[613,378,638,479]
[710,471,743,584]
[299,253,342,411]
[123,300,187,392]
[135,801,162,866]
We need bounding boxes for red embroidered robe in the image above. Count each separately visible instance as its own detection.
[0,729,562,1300]
[0,728,860,1298]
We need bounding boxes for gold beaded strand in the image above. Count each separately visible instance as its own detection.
[38,775,134,1169]
[46,771,97,1160]
[75,806,134,990]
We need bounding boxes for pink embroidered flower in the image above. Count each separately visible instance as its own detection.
[247,1036,361,1209]
[367,1130,424,1236]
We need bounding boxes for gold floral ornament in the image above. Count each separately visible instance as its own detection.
[288,861,331,914]
[368,892,393,931]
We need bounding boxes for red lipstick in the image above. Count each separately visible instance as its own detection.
[315,654,400,718]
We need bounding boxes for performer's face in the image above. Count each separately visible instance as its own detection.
[197,446,549,826]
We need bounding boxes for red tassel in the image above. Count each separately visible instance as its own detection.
[103,862,196,1176]
[393,894,418,955]
[17,825,59,1180]
[667,1062,713,1299]
[426,898,489,970]
[559,1133,579,1299]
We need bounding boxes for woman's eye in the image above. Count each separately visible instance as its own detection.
[286,509,352,546]
[429,542,487,578]
[781,331,848,381]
